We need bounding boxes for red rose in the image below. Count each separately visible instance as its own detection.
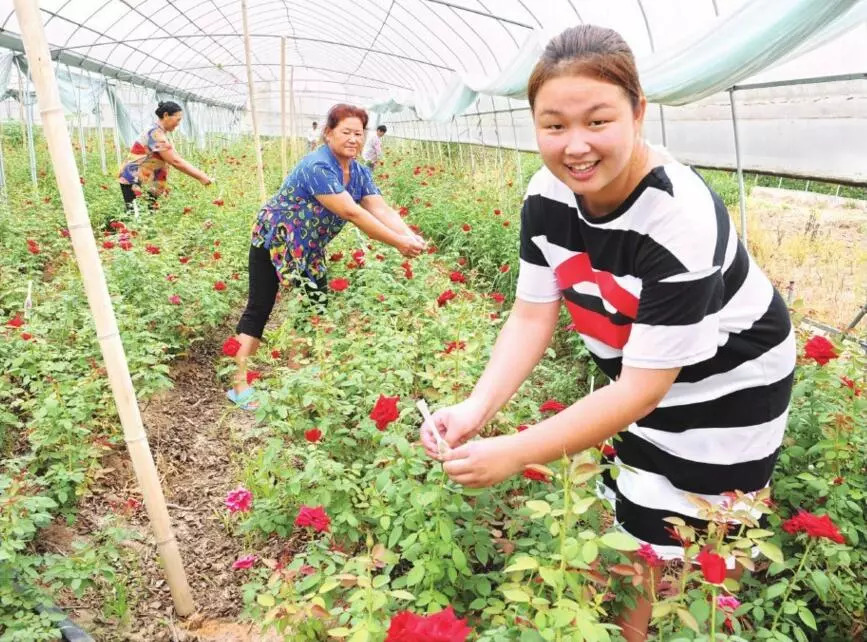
[7,314,24,328]
[696,549,726,584]
[145,244,160,254]
[183,206,193,214]
[444,340,466,354]
[295,505,330,533]
[26,239,40,254]
[461,224,471,232]
[386,606,472,642]
[370,394,400,431]
[213,251,221,260]
[212,198,224,206]
[60,228,70,238]
[20,332,33,341]
[214,281,227,291]
[449,271,466,284]
[246,371,261,385]
[782,510,845,544]
[305,428,322,443]
[499,264,510,273]
[437,290,456,307]
[539,399,566,413]
[600,444,617,458]
[222,336,242,357]
[803,335,837,366]
[329,278,350,292]
[119,240,132,251]
[168,295,181,305]
[179,256,190,264]
[503,221,510,227]
[271,350,281,359]
[491,293,505,304]
[523,468,550,483]
[494,209,501,216]
[516,424,529,432]
[840,376,862,396]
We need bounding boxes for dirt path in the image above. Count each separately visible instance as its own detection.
[48,320,285,641]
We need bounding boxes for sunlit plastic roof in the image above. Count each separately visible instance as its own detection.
[2,0,862,111]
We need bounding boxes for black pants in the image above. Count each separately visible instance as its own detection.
[120,183,157,212]
[236,245,327,339]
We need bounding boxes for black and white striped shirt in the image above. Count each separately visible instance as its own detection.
[517,162,795,552]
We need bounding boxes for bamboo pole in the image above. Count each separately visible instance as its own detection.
[280,37,287,177]
[12,0,195,617]
[288,65,296,164]
[241,0,266,203]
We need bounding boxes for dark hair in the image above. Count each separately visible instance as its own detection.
[312,121,318,128]
[527,25,642,114]
[377,125,387,133]
[155,101,182,118]
[324,104,369,132]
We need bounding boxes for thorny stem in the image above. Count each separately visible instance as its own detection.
[770,538,815,633]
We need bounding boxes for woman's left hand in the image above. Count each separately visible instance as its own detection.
[441,434,524,488]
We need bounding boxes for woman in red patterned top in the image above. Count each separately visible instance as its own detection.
[117,101,213,211]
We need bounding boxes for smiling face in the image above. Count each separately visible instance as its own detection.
[533,74,646,215]
[325,117,365,163]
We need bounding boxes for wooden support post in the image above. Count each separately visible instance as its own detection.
[280,37,287,177]
[12,0,194,616]
[241,0,266,202]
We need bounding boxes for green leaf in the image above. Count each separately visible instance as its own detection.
[798,607,817,631]
[572,496,596,515]
[676,608,700,633]
[600,532,639,551]
[746,528,775,539]
[581,540,598,564]
[766,581,788,600]
[652,602,674,619]
[389,590,416,600]
[319,579,340,594]
[504,555,539,573]
[349,630,370,642]
[501,587,531,603]
[257,593,275,607]
[538,566,563,588]
[525,500,551,517]
[810,570,830,602]
[452,546,467,571]
[327,628,352,638]
[405,565,424,586]
[757,540,784,564]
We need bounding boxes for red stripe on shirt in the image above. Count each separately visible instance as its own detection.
[555,252,639,318]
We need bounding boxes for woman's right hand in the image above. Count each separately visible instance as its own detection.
[420,397,487,460]
[396,234,426,258]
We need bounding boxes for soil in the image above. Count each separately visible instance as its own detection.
[47,318,292,642]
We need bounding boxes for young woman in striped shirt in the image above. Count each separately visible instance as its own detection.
[420,25,794,640]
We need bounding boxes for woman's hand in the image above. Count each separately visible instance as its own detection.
[396,234,426,258]
[199,175,214,186]
[441,434,524,488]
[420,397,487,459]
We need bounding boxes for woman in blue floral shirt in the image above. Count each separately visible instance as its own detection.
[227,104,425,408]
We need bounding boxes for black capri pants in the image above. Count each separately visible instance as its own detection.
[119,183,157,212]
[236,245,327,339]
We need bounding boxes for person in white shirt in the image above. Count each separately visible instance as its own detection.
[362,125,387,170]
[306,121,320,151]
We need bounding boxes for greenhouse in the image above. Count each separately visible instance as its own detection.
[0,0,865,640]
